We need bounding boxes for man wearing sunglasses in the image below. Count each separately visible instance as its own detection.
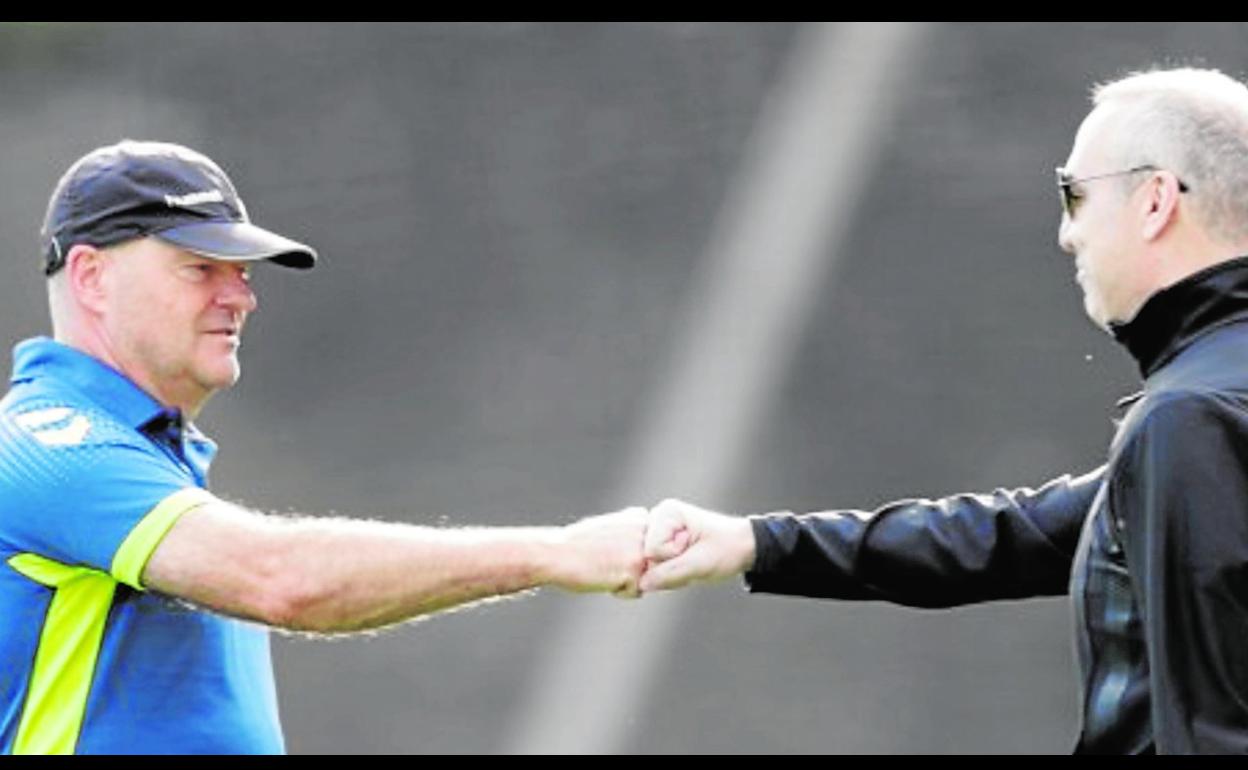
[639,67,1248,753]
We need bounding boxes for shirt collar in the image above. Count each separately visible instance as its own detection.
[1109,255,1248,378]
[10,337,170,429]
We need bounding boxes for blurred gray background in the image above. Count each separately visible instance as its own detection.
[1,21,1243,754]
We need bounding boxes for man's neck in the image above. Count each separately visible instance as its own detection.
[1156,231,1248,292]
[52,328,209,419]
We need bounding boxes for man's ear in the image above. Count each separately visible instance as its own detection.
[1140,171,1184,242]
[64,244,111,315]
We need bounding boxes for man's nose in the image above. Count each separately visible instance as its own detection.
[217,271,258,313]
[1057,214,1076,255]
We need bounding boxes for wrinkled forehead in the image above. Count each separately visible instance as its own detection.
[100,237,253,295]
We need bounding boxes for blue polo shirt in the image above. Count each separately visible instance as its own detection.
[0,338,283,755]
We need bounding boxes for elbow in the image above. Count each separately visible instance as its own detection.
[244,544,331,632]
[258,574,336,633]
[255,579,313,631]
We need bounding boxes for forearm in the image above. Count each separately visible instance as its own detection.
[144,501,645,634]
[266,517,566,632]
[746,469,1100,607]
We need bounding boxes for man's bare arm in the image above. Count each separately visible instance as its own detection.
[143,499,647,633]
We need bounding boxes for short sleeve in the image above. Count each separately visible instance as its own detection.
[0,404,214,590]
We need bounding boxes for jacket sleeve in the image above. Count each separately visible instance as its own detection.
[744,467,1101,607]
[1111,393,1248,754]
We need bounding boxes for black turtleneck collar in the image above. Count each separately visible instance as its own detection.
[1110,255,1248,378]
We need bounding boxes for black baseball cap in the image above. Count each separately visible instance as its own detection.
[40,139,317,276]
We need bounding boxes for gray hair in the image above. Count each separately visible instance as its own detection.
[1093,67,1248,244]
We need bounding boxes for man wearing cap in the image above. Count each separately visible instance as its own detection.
[639,68,1248,753]
[0,140,648,755]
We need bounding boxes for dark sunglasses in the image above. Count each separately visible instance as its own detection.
[1055,164,1190,217]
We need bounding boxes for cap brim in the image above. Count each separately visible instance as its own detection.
[155,221,317,270]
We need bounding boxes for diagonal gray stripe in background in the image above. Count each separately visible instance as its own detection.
[503,22,933,754]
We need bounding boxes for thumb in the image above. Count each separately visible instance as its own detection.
[639,548,706,593]
[644,510,692,562]
[645,525,691,563]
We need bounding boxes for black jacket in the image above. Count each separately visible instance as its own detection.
[746,256,1248,754]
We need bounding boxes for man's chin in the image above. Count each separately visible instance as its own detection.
[199,359,242,391]
[1082,298,1112,333]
